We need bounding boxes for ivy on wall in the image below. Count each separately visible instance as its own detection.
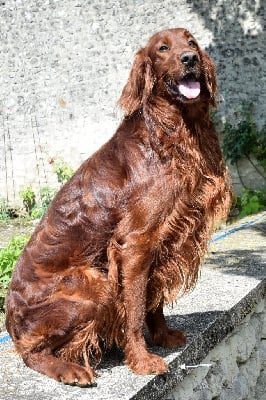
[221,102,266,185]
[220,102,266,217]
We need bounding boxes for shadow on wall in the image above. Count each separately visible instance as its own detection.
[189,0,265,123]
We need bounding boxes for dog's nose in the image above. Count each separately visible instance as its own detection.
[180,51,199,67]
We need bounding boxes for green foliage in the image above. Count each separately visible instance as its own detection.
[222,102,266,174]
[0,235,30,287]
[238,189,266,217]
[0,158,74,308]
[255,124,266,170]
[19,186,36,215]
[30,187,57,219]
[18,159,74,218]
[221,102,265,217]
[213,102,266,219]
[52,159,74,185]
[40,187,56,210]
[0,234,30,309]
[0,199,9,221]
[0,199,19,220]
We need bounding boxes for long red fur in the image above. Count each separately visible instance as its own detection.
[5,28,231,386]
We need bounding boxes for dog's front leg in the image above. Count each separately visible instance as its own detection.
[120,236,168,375]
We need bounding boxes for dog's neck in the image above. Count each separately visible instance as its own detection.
[143,95,212,138]
[139,95,220,167]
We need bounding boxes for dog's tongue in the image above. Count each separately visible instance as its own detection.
[178,80,200,99]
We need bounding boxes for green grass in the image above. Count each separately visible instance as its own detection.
[0,234,30,311]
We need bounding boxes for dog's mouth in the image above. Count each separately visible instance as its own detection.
[165,75,201,102]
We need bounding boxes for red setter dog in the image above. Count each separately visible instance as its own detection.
[6,28,231,386]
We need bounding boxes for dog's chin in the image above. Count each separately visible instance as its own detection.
[165,78,201,104]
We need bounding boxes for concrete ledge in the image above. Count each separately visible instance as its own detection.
[0,213,265,400]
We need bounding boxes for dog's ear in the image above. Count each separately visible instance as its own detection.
[119,49,154,115]
[201,50,217,107]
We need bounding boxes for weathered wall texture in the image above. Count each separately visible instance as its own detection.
[0,0,265,203]
[168,299,266,400]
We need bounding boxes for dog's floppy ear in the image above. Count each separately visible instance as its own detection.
[201,50,217,107]
[119,48,154,115]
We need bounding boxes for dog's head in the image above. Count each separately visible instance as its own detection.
[119,28,217,115]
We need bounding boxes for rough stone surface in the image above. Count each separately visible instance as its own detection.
[168,300,266,400]
[0,0,265,202]
[0,212,265,399]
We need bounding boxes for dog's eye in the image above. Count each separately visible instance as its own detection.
[188,40,197,48]
[159,45,170,52]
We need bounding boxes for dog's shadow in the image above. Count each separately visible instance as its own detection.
[97,310,222,371]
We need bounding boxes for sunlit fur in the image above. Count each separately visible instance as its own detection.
[5,28,231,386]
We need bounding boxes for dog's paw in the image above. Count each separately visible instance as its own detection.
[126,352,168,375]
[57,363,96,387]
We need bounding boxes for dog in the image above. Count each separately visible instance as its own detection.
[6,28,231,386]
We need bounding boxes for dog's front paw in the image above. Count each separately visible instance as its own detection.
[57,363,96,387]
[126,351,168,375]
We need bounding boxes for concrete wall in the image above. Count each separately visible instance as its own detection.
[0,0,265,203]
[167,299,266,400]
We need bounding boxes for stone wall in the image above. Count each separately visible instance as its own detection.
[0,0,265,203]
[167,299,266,400]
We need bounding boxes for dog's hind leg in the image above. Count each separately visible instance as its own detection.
[146,303,186,348]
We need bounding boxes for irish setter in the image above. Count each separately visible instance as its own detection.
[6,28,231,386]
